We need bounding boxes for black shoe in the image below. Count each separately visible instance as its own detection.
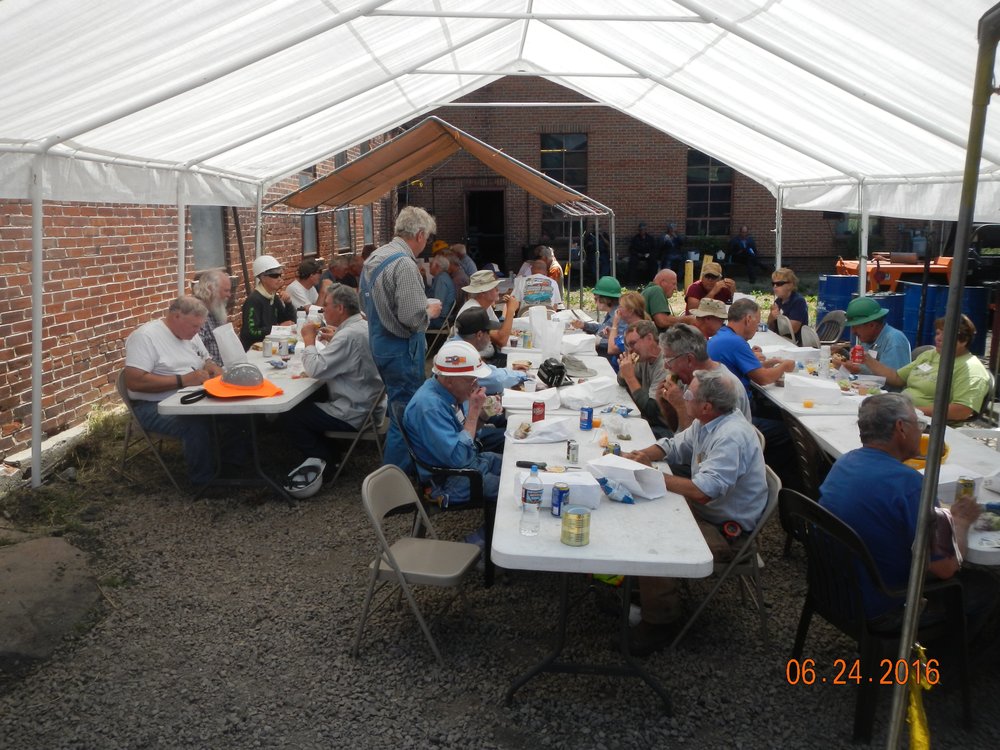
[626,620,682,657]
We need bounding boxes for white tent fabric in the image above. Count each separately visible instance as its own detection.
[2,0,1000,219]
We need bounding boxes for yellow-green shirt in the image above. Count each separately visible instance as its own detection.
[896,349,989,413]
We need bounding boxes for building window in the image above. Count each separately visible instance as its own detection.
[189,206,227,270]
[540,133,587,243]
[686,150,732,236]
[334,151,348,168]
[335,208,352,251]
[363,205,374,245]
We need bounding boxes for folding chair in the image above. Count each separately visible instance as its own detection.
[424,299,457,360]
[323,387,389,484]
[352,465,480,667]
[670,466,781,650]
[815,310,847,345]
[115,369,183,492]
[910,344,935,360]
[798,324,820,349]
[774,314,796,342]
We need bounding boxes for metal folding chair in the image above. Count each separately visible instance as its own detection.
[424,299,457,359]
[115,369,183,492]
[323,387,388,484]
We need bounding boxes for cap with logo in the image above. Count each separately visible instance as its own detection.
[701,261,723,277]
[456,307,500,336]
[432,340,492,378]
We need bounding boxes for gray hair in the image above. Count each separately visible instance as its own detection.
[659,323,708,361]
[728,297,759,322]
[394,206,436,239]
[327,284,361,316]
[328,255,350,270]
[192,270,229,306]
[626,319,658,340]
[536,245,555,262]
[858,393,916,444]
[692,368,738,414]
[168,295,208,318]
[429,254,449,273]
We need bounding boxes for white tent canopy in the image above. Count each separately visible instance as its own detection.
[3,0,1000,220]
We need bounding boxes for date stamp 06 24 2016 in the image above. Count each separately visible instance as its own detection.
[786,658,941,686]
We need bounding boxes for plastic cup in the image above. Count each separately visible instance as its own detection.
[523,380,537,393]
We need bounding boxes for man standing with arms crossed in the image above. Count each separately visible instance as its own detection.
[361,206,442,469]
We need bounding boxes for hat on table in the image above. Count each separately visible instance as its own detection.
[561,355,597,378]
[456,307,500,336]
[252,255,283,278]
[592,276,622,299]
[845,296,889,326]
[701,261,723,277]
[204,363,283,398]
[690,298,728,319]
[432,341,492,378]
[462,269,501,294]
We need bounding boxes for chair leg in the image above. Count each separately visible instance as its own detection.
[791,602,812,658]
[783,531,794,557]
[395,574,445,667]
[352,563,381,658]
[853,639,880,743]
[669,562,741,651]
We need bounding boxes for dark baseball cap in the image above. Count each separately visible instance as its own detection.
[456,307,500,335]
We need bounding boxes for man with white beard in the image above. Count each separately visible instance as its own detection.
[192,269,233,366]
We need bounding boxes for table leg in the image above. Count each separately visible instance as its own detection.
[191,415,293,503]
[503,574,672,713]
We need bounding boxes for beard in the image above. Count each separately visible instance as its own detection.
[210,301,229,324]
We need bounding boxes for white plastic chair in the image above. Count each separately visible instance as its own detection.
[353,465,480,666]
[799,324,821,349]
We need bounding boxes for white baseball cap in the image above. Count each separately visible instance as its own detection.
[252,254,282,278]
[432,340,492,378]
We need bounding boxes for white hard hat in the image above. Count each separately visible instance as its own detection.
[252,254,283,278]
[432,340,492,378]
[283,457,326,499]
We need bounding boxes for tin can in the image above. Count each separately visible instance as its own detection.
[580,406,593,431]
[955,477,976,504]
[850,344,865,364]
[521,330,531,348]
[551,483,570,517]
[277,337,289,357]
[531,401,545,422]
[263,336,277,358]
[561,506,591,546]
[566,439,579,464]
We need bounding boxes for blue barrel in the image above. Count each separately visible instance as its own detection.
[900,281,989,353]
[817,274,857,340]
[963,286,989,356]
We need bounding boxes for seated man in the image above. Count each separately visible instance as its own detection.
[452,308,528,396]
[403,340,503,504]
[458,270,519,360]
[513,259,562,311]
[820,393,997,635]
[624,369,768,655]
[124,296,228,485]
[832,296,911,374]
[617,320,670,438]
[450,242,478,278]
[286,259,324,310]
[642,269,691,331]
[277,285,384,482]
[443,252,470,307]
[192,269,233,366]
[689,298,727,341]
[424,253,456,328]
[240,255,297,349]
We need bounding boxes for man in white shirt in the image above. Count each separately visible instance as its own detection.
[124,296,227,485]
[458,270,519,360]
[278,285,385,481]
[513,259,562,312]
[286,259,324,309]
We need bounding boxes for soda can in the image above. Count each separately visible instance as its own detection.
[850,344,865,364]
[561,506,590,546]
[551,483,570,517]
[580,406,593,431]
[955,477,976,503]
[263,336,277,358]
[277,337,289,357]
[566,439,579,464]
[531,401,545,422]
[521,330,531,348]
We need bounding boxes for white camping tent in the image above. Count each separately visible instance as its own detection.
[3,0,1000,485]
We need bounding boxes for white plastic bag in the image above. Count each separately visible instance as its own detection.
[504,416,577,443]
[558,376,618,410]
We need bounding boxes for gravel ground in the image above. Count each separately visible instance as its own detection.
[2,430,1000,750]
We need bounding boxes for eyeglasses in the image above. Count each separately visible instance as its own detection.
[663,352,688,367]
[703,273,720,280]
[262,272,282,279]
[772,280,788,287]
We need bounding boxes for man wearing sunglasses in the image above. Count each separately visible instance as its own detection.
[239,254,297,349]
[684,261,735,313]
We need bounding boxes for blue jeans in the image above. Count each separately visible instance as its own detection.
[277,401,356,465]
[438,451,502,504]
[371,331,426,470]
[132,401,224,485]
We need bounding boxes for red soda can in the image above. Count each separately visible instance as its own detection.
[850,344,864,364]
[531,401,545,422]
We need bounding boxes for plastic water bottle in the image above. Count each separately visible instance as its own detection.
[520,466,543,536]
[818,344,831,379]
[597,477,635,504]
[295,310,307,337]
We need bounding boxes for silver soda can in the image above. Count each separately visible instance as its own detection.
[566,439,579,464]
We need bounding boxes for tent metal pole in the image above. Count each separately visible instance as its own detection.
[594,216,601,286]
[858,182,869,298]
[579,217,584,308]
[885,5,1000,747]
[255,184,265,255]
[176,183,185,297]
[774,187,783,269]
[29,156,44,488]
[609,213,617,280]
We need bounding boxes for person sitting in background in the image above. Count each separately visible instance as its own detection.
[820,393,997,634]
[320,256,357,298]
[728,225,770,285]
[442,252,470,307]
[458,270,519,360]
[240,255,297,349]
[628,222,657,285]
[864,314,989,422]
[617,320,671,438]
[192,269,232,366]
[513,259,562,311]
[684,261,735,313]
[606,291,648,358]
[278,285,384,483]
[403,340,503,505]
[286,259,324,309]
[537,245,563,292]
[450,242,478,278]
[689,298,728,341]
[424,254,455,328]
[831,296,911,374]
[570,275,622,357]
[124,296,229,485]
[623,370,768,655]
[767,267,808,342]
[643,269,690,332]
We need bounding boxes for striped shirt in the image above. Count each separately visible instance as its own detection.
[362,237,428,339]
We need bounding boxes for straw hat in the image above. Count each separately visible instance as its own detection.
[462,270,501,294]
[690,298,728,319]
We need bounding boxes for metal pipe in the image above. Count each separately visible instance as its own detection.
[29,155,44,488]
[370,10,706,22]
[885,4,1000,747]
[774,187,783,269]
[858,182,869,298]
[176,183,186,297]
